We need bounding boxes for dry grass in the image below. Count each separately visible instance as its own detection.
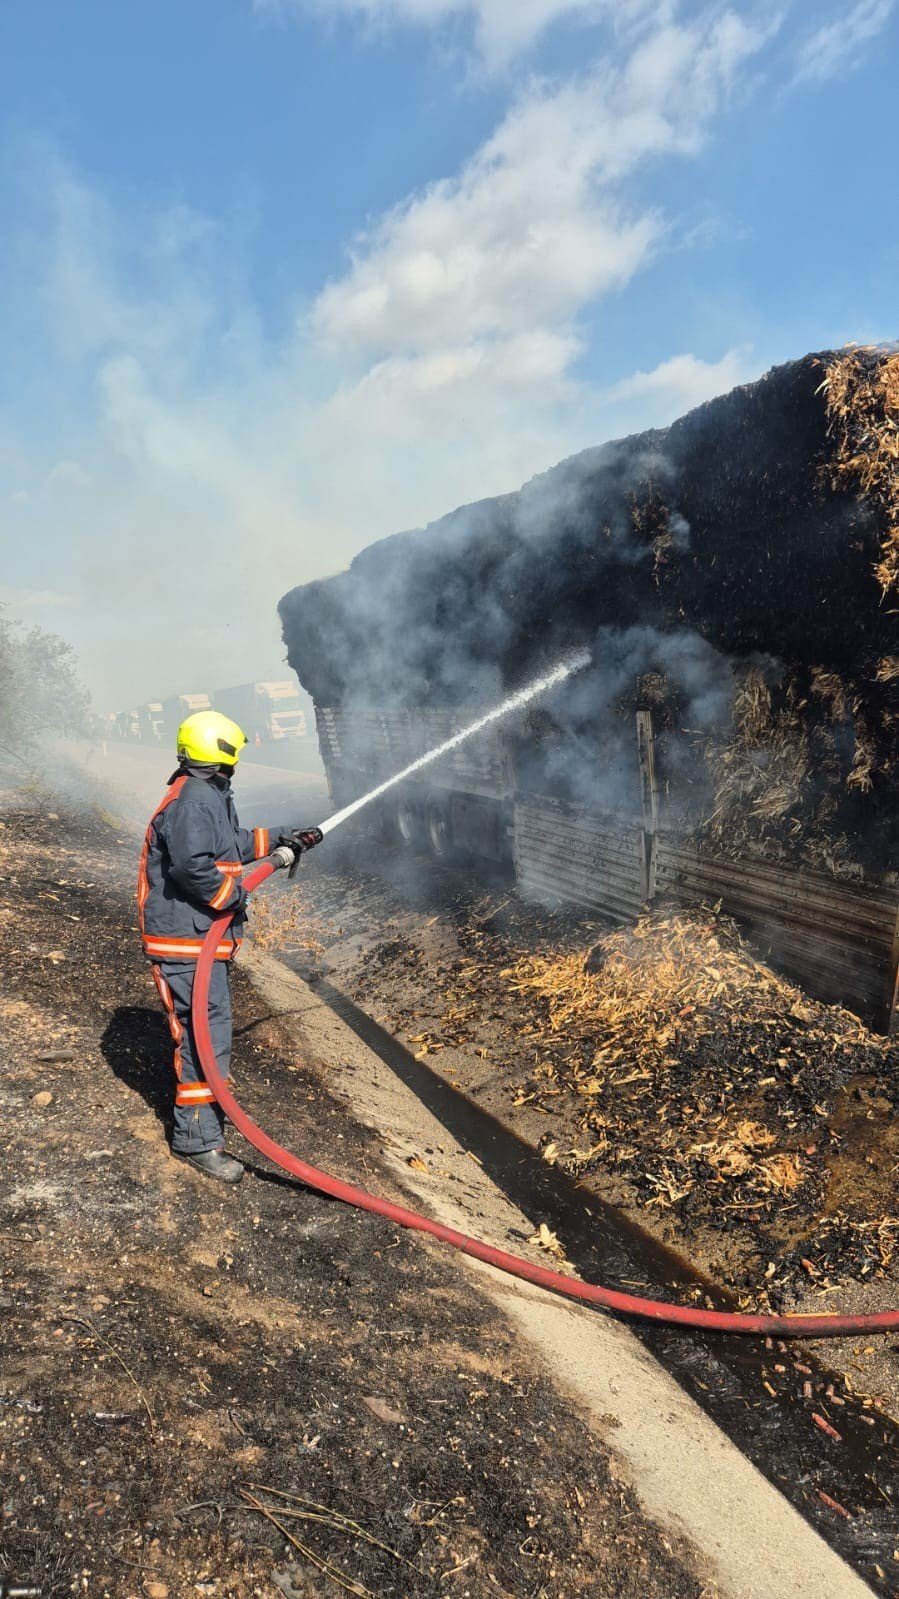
[250,887,328,960]
[822,348,899,594]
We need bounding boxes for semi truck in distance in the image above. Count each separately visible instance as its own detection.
[137,701,164,742]
[161,693,212,742]
[214,681,308,743]
[108,684,309,750]
[114,709,140,741]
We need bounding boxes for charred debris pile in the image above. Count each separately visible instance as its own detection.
[281,345,899,880]
[502,902,899,1295]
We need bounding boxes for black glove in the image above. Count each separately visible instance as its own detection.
[278,826,323,854]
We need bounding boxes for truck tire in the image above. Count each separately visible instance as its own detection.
[425,797,454,860]
[396,793,424,848]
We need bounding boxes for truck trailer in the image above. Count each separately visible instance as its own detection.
[137,701,164,742]
[114,709,140,741]
[280,347,899,1027]
[214,681,307,743]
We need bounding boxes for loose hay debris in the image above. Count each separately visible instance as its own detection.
[503,905,882,1231]
[505,904,853,1071]
[250,886,328,961]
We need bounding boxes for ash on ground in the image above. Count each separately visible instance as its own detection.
[0,802,710,1599]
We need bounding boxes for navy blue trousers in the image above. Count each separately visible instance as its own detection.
[152,961,232,1154]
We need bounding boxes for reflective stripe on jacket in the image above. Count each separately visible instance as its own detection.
[137,768,283,962]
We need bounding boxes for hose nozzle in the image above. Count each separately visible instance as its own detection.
[270,844,297,872]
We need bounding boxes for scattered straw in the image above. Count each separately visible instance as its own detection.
[689,1124,805,1196]
[503,905,871,1216]
[250,887,327,959]
[506,904,831,1065]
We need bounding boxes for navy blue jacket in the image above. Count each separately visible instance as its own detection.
[138,767,284,961]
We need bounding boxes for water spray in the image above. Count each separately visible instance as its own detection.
[318,648,591,837]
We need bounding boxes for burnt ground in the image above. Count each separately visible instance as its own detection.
[277,829,899,1421]
[0,800,715,1599]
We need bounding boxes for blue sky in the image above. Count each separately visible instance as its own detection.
[1,0,897,708]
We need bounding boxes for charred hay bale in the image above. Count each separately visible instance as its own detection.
[280,346,899,875]
[282,351,897,702]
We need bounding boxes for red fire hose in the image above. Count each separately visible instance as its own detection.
[191,858,899,1338]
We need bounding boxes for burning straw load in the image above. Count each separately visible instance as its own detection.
[693,348,899,876]
[281,345,899,879]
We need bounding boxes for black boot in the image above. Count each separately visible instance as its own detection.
[174,1147,244,1183]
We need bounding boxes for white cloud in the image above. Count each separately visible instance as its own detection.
[45,459,92,491]
[258,0,651,70]
[607,347,755,417]
[313,8,774,386]
[3,8,778,704]
[794,0,895,82]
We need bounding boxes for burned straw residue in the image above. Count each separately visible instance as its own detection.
[693,661,884,877]
[782,1213,899,1290]
[293,859,899,1302]
[501,906,897,1259]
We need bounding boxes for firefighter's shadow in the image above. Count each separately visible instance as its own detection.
[101,1005,174,1138]
[99,1004,317,1196]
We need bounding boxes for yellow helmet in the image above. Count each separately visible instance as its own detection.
[176,710,247,767]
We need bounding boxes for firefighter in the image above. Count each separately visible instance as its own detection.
[138,709,322,1182]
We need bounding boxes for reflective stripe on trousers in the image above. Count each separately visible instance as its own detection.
[152,960,233,1154]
